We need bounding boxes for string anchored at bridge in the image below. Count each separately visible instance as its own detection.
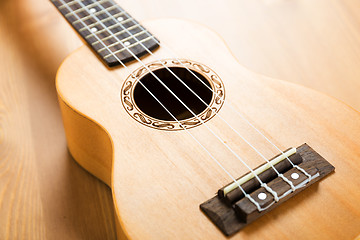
[200,144,334,236]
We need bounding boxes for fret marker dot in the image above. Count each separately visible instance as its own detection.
[258,192,267,200]
[117,17,124,22]
[90,8,96,13]
[91,27,98,33]
[124,41,131,46]
[291,173,300,180]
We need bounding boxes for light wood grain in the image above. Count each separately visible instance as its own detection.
[0,12,46,239]
[119,0,360,112]
[57,19,360,239]
[2,0,360,239]
[0,0,116,239]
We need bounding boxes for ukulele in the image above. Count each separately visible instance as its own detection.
[51,0,360,239]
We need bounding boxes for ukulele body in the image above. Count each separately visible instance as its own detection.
[56,19,360,239]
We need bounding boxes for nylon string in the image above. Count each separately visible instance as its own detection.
[58,0,266,210]
[58,0,313,209]
[108,0,313,186]
[90,0,313,196]
[81,0,284,202]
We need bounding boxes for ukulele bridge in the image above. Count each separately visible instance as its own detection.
[200,143,335,236]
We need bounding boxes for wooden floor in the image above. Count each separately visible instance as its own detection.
[0,0,359,239]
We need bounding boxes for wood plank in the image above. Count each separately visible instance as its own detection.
[0,0,116,239]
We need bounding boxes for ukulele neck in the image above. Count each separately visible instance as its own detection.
[51,0,159,67]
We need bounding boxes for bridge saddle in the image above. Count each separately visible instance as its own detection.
[200,143,335,236]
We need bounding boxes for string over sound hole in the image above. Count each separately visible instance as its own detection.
[121,59,225,131]
[134,67,212,121]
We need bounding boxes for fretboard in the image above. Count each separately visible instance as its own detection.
[51,0,159,67]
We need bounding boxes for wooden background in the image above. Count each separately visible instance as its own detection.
[1,0,359,239]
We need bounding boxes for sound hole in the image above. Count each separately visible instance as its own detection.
[133,67,213,121]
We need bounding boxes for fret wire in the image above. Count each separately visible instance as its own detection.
[91,17,138,44]
[58,0,78,9]
[72,5,119,24]
[97,30,147,51]
[64,0,108,17]
[85,23,140,39]
[103,36,155,59]
[79,14,132,32]
[58,0,123,80]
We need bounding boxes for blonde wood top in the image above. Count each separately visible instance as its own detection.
[120,0,360,112]
[57,19,360,239]
[1,0,360,239]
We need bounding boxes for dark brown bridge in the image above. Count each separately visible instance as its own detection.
[200,143,335,236]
